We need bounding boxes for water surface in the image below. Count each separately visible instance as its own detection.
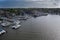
[0,14,60,40]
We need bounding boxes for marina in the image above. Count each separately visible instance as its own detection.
[0,8,60,40]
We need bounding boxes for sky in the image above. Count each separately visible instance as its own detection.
[0,0,60,8]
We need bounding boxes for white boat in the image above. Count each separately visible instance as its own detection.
[19,16,28,20]
[0,21,2,23]
[1,21,12,27]
[12,24,21,29]
[0,29,6,35]
[13,20,21,24]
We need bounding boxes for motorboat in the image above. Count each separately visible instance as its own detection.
[0,21,2,23]
[12,24,21,29]
[1,20,12,27]
[0,29,6,35]
[13,19,21,24]
[33,13,48,17]
[18,16,28,20]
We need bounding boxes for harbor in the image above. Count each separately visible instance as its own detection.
[0,8,60,40]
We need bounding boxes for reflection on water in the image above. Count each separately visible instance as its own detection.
[0,14,60,40]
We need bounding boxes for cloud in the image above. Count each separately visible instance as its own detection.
[0,0,59,8]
